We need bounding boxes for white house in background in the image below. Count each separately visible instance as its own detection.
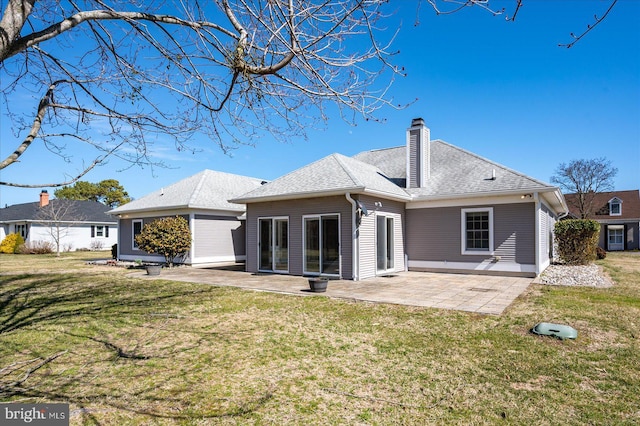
[0,191,118,251]
[109,170,265,266]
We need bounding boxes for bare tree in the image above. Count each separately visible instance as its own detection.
[551,157,618,218]
[35,199,86,255]
[1,0,408,188]
[0,1,618,188]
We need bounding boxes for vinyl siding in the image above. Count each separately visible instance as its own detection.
[193,214,245,262]
[246,196,353,279]
[356,195,405,279]
[408,129,419,188]
[27,223,117,252]
[118,215,188,262]
[539,203,556,268]
[406,203,535,267]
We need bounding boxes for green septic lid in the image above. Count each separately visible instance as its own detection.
[531,322,578,340]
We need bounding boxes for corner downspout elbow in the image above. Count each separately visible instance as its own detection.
[345,193,358,281]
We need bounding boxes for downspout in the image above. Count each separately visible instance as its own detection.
[345,193,359,281]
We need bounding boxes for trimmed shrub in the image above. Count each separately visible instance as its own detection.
[135,216,192,267]
[0,233,25,254]
[596,246,607,260]
[111,243,118,259]
[554,219,600,265]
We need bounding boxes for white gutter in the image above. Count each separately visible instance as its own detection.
[345,193,359,281]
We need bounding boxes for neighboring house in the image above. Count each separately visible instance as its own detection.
[564,190,640,251]
[231,118,568,279]
[0,191,117,251]
[109,169,265,265]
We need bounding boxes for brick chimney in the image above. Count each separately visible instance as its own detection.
[406,117,431,188]
[39,190,50,207]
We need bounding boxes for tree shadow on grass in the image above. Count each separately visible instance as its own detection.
[0,272,274,422]
[0,273,212,334]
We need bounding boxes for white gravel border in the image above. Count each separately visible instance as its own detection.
[537,263,613,288]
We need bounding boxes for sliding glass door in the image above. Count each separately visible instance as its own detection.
[259,217,288,272]
[376,215,394,272]
[304,214,340,276]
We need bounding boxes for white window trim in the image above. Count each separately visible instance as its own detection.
[461,207,494,255]
[375,212,399,273]
[607,225,624,245]
[609,198,622,216]
[302,213,341,277]
[132,219,143,250]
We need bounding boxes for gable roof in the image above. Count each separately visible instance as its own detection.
[0,199,116,224]
[109,169,265,215]
[231,153,411,203]
[565,190,640,220]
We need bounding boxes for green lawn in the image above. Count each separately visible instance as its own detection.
[1,251,638,425]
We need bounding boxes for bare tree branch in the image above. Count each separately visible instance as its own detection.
[0,1,619,188]
[2,0,412,187]
[559,0,617,48]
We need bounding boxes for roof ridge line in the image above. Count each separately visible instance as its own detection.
[188,170,208,207]
[332,153,364,187]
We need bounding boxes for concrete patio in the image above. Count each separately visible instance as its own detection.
[131,266,533,315]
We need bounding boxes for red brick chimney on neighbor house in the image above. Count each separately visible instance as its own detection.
[39,190,50,207]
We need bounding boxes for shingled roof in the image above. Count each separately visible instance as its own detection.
[231,153,411,203]
[564,190,640,220]
[234,139,563,208]
[109,169,265,215]
[0,199,116,223]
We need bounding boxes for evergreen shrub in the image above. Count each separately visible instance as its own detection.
[554,219,600,265]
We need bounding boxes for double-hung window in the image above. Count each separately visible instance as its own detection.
[461,208,494,255]
[132,220,143,249]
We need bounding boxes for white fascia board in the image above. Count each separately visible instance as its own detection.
[109,205,190,216]
[31,221,116,225]
[361,188,411,202]
[231,187,366,204]
[187,208,245,216]
[112,208,194,219]
[595,218,640,224]
[406,193,534,209]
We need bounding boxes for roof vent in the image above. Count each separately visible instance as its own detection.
[491,169,496,180]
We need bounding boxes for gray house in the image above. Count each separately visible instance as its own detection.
[231,118,568,279]
[109,170,265,265]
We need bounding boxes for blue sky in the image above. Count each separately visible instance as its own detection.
[1,0,638,206]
